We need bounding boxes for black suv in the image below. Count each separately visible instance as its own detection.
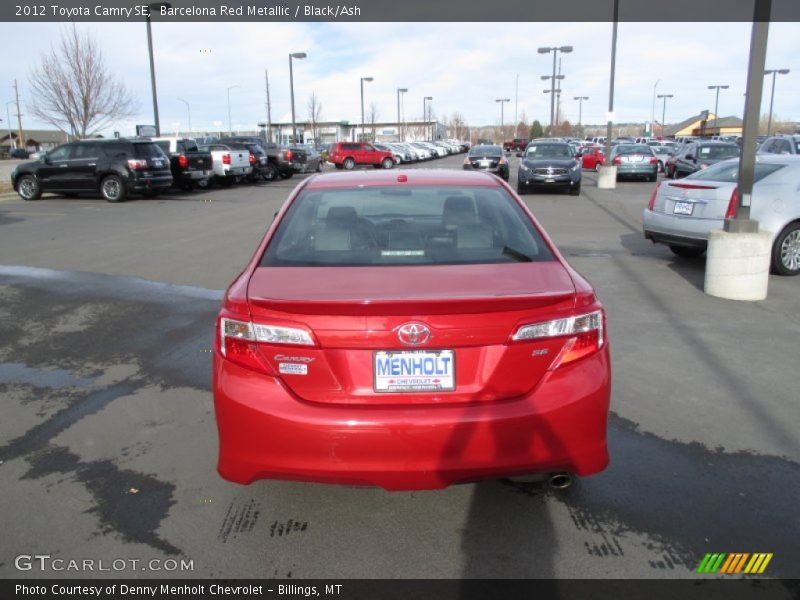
[11,139,173,202]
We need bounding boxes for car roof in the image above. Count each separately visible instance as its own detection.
[303,169,502,190]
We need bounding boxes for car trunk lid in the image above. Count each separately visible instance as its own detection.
[246,263,577,406]
[654,180,737,220]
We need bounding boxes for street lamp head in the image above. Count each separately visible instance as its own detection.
[537,47,551,54]
[777,69,790,75]
[540,75,551,81]
[559,46,573,53]
[362,77,373,82]
[398,88,408,93]
[290,52,307,59]
[555,75,565,80]
[424,96,433,100]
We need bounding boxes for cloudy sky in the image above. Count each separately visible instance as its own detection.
[1,20,797,136]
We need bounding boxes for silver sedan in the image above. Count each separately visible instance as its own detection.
[642,155,800,275]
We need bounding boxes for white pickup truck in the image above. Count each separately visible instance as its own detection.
[197,143,252,186]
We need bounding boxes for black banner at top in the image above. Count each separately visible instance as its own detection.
[3,0,800,22]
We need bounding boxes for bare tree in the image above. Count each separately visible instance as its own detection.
[450,112,468,140]
[28,25,136,138]
[307,92,322,144]
[367,102,379,141]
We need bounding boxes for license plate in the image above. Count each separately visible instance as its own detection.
[631,155,643,162]
[673,201,694,215]
[480,160,491,167]
[545,178,555,183]
[373,350,455,393]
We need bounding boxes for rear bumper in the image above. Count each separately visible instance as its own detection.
[128,174,173,192]
[214,348,610,491]
[616,164,657,177]
[642,209,721,247]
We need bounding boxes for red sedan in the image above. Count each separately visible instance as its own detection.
[581,146,606,171]
[213,169,610,491]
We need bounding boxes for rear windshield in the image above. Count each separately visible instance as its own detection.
[133,143,166,158]
[469,146,503,157]
[261,186,554,267]
[616,145,652,155]
[687,160,784,182]
[698,145,740,159]
[524,145,572,158]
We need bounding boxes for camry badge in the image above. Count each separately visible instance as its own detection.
[397,323,431,346]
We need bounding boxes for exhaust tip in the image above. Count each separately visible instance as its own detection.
[548,472,573,490]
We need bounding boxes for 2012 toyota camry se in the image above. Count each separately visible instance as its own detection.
[213,169,610,490]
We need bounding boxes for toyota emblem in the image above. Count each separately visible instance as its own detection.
[397,323,431,346]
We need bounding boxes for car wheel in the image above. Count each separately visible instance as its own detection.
[658,160,664,173]
[516,184,526,195]
[279,171,293,179]
[594,162,601,172]
[569,183,581,196]
[101,175,126,202]
[196,177,211,189]
[669,245,705,258]
[381,157,394,169]
[343,158,355,170]
[16,175,41,200]
[262,163,279,182]
[772,222,800,276]
[178,181,194,191]
[316,162,322,172]
[672,168,680,179]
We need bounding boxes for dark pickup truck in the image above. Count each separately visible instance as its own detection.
[503,138,529,152]
[225,136,295,180]
[152,137,213,190]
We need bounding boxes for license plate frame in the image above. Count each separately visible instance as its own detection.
[673,201,694,215]
[373,350,455,393]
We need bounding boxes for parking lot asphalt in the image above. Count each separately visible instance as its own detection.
[0,155,798,581]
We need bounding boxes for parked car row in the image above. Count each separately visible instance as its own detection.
[325,140,468,170]
[10,136,310,202]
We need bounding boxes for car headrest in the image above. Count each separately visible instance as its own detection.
[326,205,357,227]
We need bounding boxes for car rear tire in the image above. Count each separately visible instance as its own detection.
[16,175,41,200]
[772,222,800,276]
[672,168,680,179]
[669,245,705,258]
[262,163,279,182]
[594,162,601,172]
[343,158,355,170]
[569,183,581,196]
[658,160,664,172]
[316,162,322,172]
[196,177,211,189]
[100,175,126,202]
[381,158,394,169]
[279,171,293,179]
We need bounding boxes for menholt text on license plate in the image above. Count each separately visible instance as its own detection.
[373,350,455,392]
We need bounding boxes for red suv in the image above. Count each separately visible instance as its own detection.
[328,142,395,170]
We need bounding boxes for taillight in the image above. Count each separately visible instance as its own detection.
[285,150,294,161]
[648,182,661,210]
[612,157,621,165]
[512,310,605,370]
[222,153,231,165]
[218,317,316,374]
[725,186,739,219]
[127,158,148,170]
[649,157,658,164]
[177,154,188,168]
[249,153,256,165]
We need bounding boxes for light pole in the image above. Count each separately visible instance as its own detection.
[226,85,239,136]
[397,87,408,141]
[360,76,373,141]
[707,84,729,134]
[423,96,432,140]
[764,69,789,135]
[574,96,589,128]
[289,52,307,144]
[658,94,673,138]
[145,2,171,136]
[651,79,660,136]
[177,97,191,134]
[496,98,510,143]
[538,45,573,132]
